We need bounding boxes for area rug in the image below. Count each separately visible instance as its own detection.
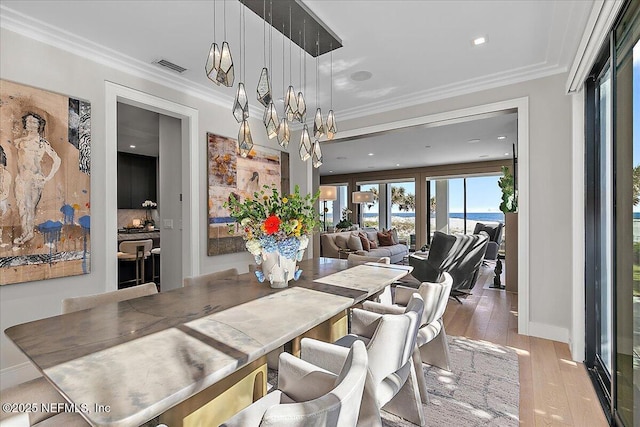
[268,335,519,426]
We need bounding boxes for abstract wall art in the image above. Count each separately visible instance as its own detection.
[0,80,91,285]
[207,132,281,256]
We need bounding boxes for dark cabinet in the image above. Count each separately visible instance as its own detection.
[117,152,157,209]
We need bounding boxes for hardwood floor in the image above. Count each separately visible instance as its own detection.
[439,264,609,426]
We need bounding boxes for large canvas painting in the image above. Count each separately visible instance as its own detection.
[207,132,280,256]
[0,80,91,285]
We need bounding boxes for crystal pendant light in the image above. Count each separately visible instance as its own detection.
[326,44,337,139]
[205,2,221,85]
[238,120,253,158]
[233,82,249,122]
[299,124,312,161]
[233,2,248,123]
[295,27,307,123]
[215,0,234,87]
[283,7,298,122]
[277,118,290,148]
[313,35,324,138]
[264,101,279,139]
[256,0,271,107]
[312,139,323,168]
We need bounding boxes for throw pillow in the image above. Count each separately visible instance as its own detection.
[358,232,371,251]
[377,231,394,246]
[369,240,378,249]
[348,234,364,251]
[335,235,349,249]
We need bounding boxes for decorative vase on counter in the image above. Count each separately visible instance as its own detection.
[256,248,304,288]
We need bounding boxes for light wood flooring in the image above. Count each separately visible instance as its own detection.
[437,263,609,427]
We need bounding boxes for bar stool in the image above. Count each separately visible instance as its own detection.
[151,247,161,287]
[117,239,152,287]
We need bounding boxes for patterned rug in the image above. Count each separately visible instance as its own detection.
[268,335,519,426]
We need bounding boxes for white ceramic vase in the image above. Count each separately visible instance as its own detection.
[260,250,298,288]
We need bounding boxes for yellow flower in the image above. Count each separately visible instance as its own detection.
[294,219,303,236]
[263,195,269,200]
[282,197,288,204]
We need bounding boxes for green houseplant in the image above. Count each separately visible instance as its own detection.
[498,166,517,213]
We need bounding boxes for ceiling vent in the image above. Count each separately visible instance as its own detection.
[153,59,187,74]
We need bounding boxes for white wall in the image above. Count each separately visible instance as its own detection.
[0,28,307,387]
[340,72,575,344]
[158,115,182,291]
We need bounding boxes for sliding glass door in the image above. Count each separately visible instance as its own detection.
[585,2,639,425]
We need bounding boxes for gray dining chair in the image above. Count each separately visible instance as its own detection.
[221,340,368,427]
[301,293,425,427]
[62,282,158,314]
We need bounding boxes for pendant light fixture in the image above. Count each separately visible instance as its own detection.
[205,1,221,85]
[256,0,271,107]
[325,43,337,140]
[236,1,252,157]
[283,6,298,123]
[277,23,290,147]
[216,0,234,87]
[263,1,279,139]
[313,33,325,139]
[299,124,312,161]
[295,28,307,123]
[233,0,249,123]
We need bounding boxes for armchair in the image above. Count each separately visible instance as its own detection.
[301,294,425,426]
[473,222,504,261]
[221,340,368,427]
[409,231,488,302]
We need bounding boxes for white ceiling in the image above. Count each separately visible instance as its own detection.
[0,0,593,174]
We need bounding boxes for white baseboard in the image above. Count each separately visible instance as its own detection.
[528,321,569,343]
[0,362,41,391]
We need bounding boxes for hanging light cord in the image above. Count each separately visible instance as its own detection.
[316,32,320,108]
[289,6,292,84]
[269,1,273,81]
[330,43,333,109]
[212,0,216,41]
[262,0,266,67]
[223,0,227,40]
[282,23,285,94]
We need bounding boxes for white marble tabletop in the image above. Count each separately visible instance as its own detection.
[4,258,410,427]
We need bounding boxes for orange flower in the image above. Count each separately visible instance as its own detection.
[263,215,281,235]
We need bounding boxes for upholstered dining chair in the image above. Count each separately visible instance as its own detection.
[183,268,239,287]
[473,222,504,262]
[364,270,454,401]
[346,253,391,265]
[221,340,368,427]
[300,294,426,427]
[62,282,158,314]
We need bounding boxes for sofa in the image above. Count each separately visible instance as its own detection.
[320,229,409,264]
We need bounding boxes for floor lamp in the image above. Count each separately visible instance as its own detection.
[352,191,375,227]
[319,186,337,231]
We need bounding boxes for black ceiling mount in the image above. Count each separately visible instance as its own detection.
[242,0,342,57]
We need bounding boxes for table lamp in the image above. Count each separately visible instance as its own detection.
[319,185,337,231]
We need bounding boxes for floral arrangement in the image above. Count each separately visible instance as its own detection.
[335,207,353,230]
[142,200,157,227]
[224,185,320,261]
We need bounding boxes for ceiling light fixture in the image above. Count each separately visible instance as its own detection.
[295,28,306,123]
[256,0,271,107]
[467,139,480,144]
[205,1,221,85]
[473,36,486,46]
[313,32,325,139]
[325,42,337,140]
[263,1,279,139]
[368,153,374,156]
[236,0,253,158]
[497,136,506,140]
[216,0,234,87]
[277,22,290,147]
[283,6,298,123]
[129,145,136,148]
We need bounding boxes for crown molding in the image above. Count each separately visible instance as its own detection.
[335,61,566,123]
[0,5,236,112]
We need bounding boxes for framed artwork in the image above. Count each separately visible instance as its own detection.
[207,132,280,256]
[0,80,91,285]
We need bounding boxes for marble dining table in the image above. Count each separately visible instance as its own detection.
[4,257,412,427]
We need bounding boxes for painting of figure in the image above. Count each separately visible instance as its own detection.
[0,80,91,285]
[207,132,281,256]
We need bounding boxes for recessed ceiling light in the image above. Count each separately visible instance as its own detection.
[479,154,489,158]
[368,153,374,156]
[336,156,347,160]
[473,36,486,46]
[425,145,431,148]
[467,139,480,144]
[350,70,373,81]
[504,152,510,156]
[329,170,333,173]
[497,136,506,140]
[396,163,400,167]
[129,145,136,148]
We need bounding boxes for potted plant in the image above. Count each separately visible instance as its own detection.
[335,208,353,230]
[498,166,517,213]
[224,185,320,288]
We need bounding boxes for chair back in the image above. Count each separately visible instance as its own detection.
[119,239,153,257]
[418,271,453,325]
[62,282,158,314]
[346,253,390,265]
[261,340,368,427]
[183,268,239,287]
[363,294,423,387]
[473,222,504,244]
